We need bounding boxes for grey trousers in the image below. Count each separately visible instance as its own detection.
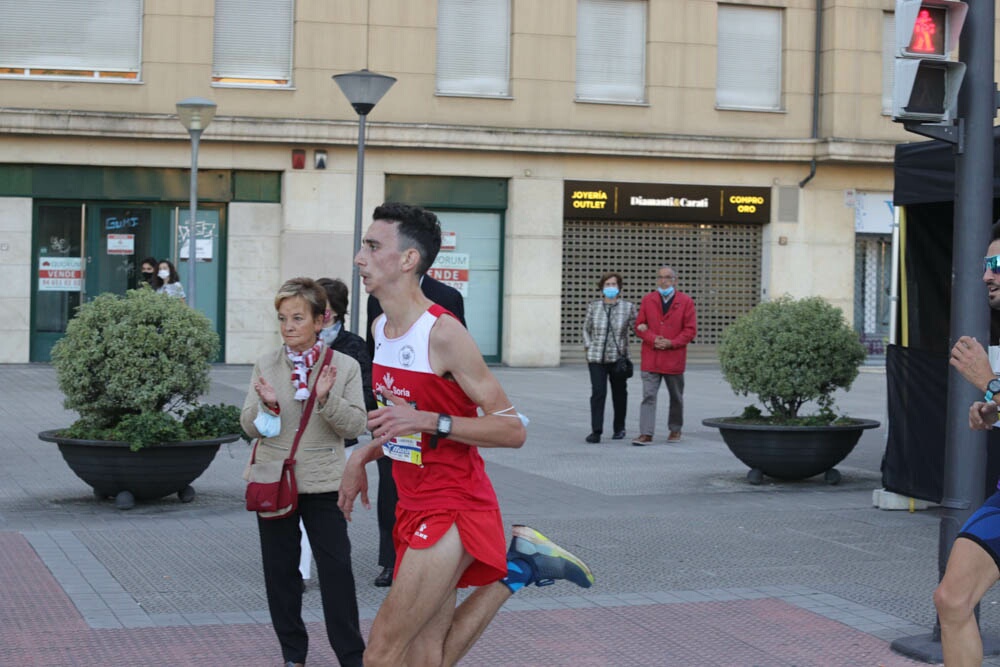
[638,371,685,436]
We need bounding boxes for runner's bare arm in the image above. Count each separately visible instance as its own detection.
[365,315,525,449]
[337,440,384,520]
[428,314,526,448]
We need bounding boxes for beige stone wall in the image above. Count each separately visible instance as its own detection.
[0,198,32,363]
[0,0,916,363]
[0,0,954,146]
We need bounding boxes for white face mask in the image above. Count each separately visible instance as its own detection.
[158,269,170,280]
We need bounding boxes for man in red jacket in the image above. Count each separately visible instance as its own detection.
[632,266,697,445]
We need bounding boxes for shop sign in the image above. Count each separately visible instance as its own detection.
[441,231,457,251]
[107,233,135,255]
[853,191,894,235]
[38,257,82,291]
[178,216,216,261]
[564,180,771,223]
[428,252,469,297]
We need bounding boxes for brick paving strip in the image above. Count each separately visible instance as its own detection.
[2,529,927,666]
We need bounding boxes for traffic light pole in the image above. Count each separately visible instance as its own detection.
[892,0,999,662]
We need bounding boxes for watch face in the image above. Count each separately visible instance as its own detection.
[990,379,1000,393]
[438,414,452,435]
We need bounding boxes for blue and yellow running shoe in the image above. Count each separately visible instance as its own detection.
[506,524,595,589]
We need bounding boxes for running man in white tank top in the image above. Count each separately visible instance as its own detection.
[338,203,594,667]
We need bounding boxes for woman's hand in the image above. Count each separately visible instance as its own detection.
[314,364,337,406]
[254,376,278,409]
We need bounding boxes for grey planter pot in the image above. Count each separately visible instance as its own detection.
[39,429,240,509]
[701,418,881,485]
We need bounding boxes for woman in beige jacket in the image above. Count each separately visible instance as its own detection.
[240,277,367,667]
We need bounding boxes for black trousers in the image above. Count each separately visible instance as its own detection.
[376,456,397,569]
[257,491,365,667]
[588,361,628,434]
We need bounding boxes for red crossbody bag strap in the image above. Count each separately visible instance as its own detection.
[250,346,333,465]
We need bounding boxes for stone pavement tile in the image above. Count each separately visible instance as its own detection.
[0,528,932,667]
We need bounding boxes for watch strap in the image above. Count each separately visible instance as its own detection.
[985,379,1000,402]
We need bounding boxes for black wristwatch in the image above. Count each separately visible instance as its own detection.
[986,379,1000,402]
[428,413,452,450]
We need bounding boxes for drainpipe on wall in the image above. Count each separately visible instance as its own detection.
[799,0,823,188]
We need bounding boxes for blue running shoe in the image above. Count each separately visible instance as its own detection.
[507,525,594,588]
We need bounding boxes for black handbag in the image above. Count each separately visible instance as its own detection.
[612,356,634,379]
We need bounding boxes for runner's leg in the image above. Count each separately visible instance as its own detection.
[363,524,473,667]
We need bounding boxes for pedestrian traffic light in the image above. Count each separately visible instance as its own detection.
[893,0,967,123]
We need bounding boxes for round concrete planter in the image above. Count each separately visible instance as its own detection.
[38,430,239,509]
[702,418,881,485]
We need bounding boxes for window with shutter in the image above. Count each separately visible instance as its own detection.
[716,5,782,111]
[436,0,511,97]
[213,0,294,87]
[0,0,142,81]
[576,0,647,104]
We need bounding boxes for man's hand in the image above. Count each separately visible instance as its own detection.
[654,336,669,350]
[951,336,994,391]
[970,400,1000,430]
[337,454,370,521]
[367,399,429,446]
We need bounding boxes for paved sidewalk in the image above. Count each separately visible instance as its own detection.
[0,361,987,666]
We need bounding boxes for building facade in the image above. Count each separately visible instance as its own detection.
[0,0,952,365]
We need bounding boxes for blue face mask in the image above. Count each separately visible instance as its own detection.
[602,286,620,299]
[253,410,281,438]
[658,286,675,298]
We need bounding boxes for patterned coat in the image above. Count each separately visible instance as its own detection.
[582,299,637,364]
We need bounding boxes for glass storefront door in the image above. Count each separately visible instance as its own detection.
[431,211,502,361]
[32,205,84,361]
[30,201,225,361]
[85,205,165,297]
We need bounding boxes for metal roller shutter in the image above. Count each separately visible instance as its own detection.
[561,220,763,362]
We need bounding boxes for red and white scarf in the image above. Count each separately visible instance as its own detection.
[286,340,323,401]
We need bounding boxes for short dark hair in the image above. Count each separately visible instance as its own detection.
[992,219,1000,242]
[316,277,348,323]
[598,271,623,290]
[372,202,442,275]
[140,256,158,270]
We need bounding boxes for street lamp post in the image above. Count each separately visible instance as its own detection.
[332,69,396,333]
[175,97,217,311]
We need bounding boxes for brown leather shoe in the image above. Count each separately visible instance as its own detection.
[668,431,682,442]
[631,434,653,446]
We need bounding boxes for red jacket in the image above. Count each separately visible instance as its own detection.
[634,290,697,374]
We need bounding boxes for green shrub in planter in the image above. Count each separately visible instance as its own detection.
[718,295,866,424]
[51,289,244,450]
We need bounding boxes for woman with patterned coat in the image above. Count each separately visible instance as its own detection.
[581,271,637,443]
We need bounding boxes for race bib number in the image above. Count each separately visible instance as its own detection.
[376,392,422,465]
[383,435,422,465]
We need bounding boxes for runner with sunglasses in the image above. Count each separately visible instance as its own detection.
[939,221,1000,666]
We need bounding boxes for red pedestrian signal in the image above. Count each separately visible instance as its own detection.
[908,7,945,55]
[893,0,967,123]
